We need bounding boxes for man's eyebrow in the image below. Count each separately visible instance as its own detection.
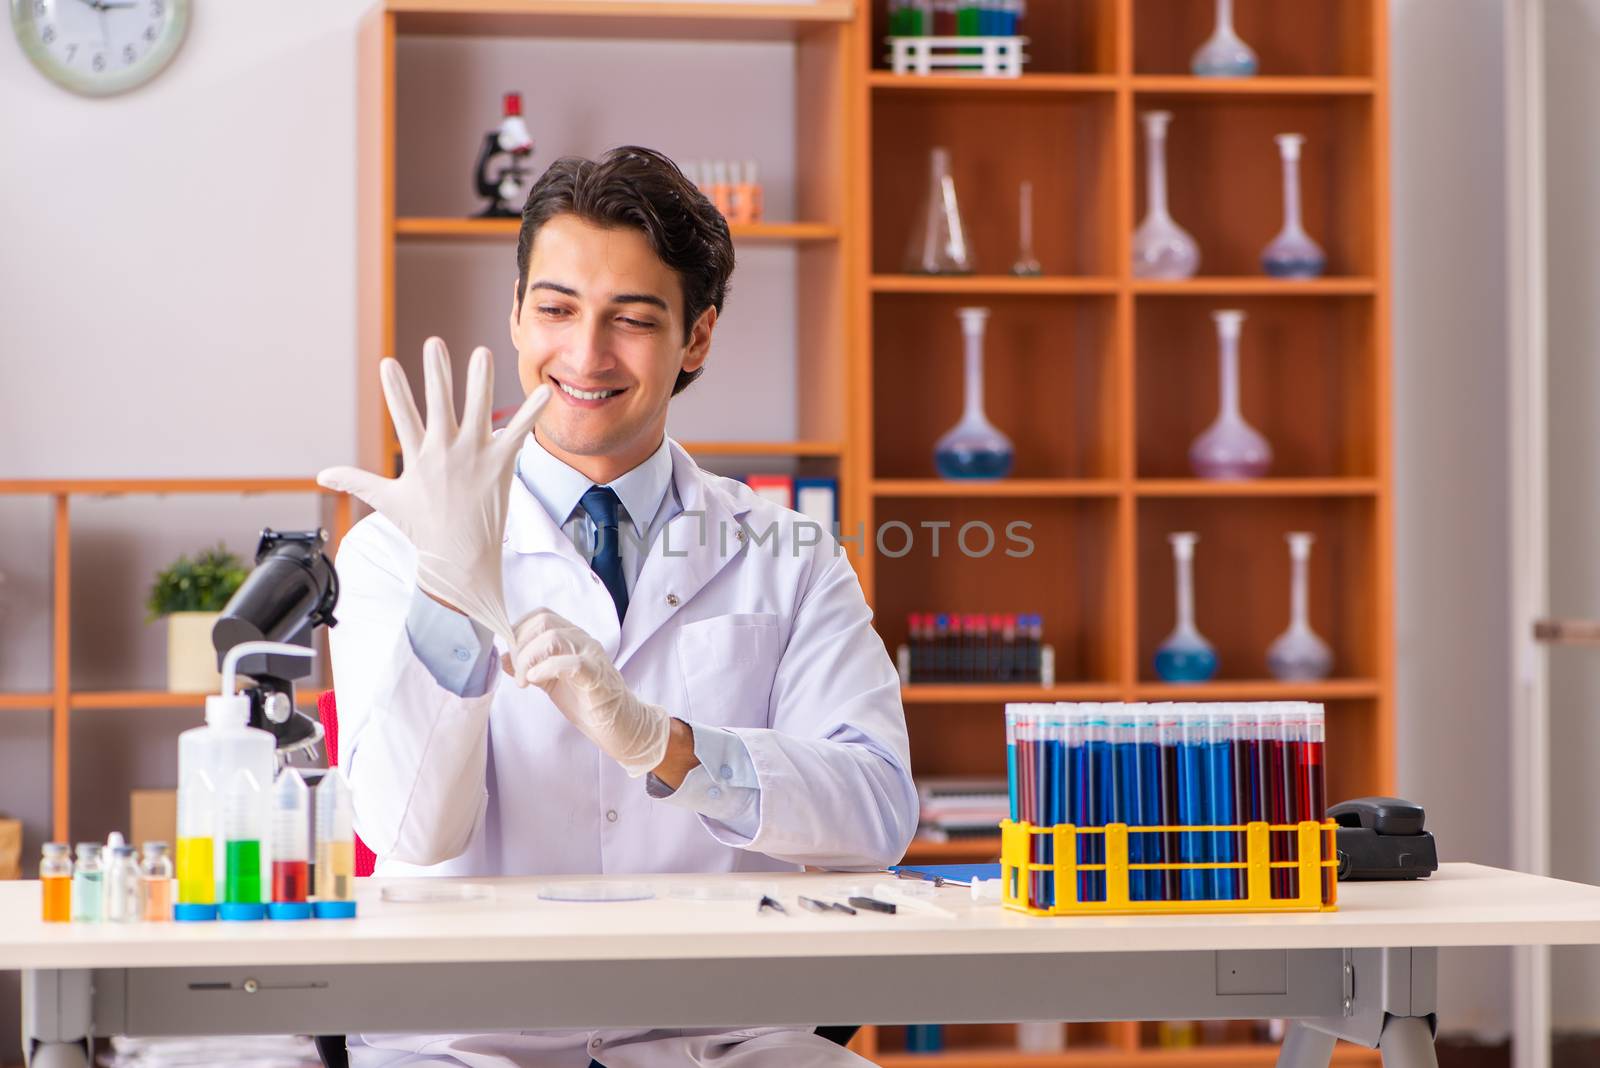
[527,282,668,313]
[528,281,579,298]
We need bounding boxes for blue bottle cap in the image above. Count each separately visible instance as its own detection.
[313,900,357,919]
[267,901,314,921]
[218,902,267,922]
[173,903,218,923]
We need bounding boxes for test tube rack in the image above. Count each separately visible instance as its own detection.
[886,35,1029,77]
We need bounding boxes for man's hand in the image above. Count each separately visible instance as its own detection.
[317,338,549,647]
[510,609,677,778]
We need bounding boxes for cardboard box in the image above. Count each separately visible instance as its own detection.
[131,789,177,848]
[0,816,21,879]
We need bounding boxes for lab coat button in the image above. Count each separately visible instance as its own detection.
[719,764,733,780]
[735,528,746,542]
[453,648,471,662]
[707,787,722,800]
[666,593,679,607]
[589,1036,603,1051]
[606,809,619,823]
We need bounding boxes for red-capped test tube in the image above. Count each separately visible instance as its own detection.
[268,769,312,921]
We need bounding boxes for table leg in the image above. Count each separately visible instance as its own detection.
[1378,1015,1440,1068]
[22,970,92,1068]
[1276,1021,1337,1068]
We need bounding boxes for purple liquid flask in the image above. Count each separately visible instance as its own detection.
[1132,111,1200,280]
[1189,309,1273,479]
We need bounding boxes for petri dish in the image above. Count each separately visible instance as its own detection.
[537,881,656,903]
[381,882,495,904]
[667,881,781,903]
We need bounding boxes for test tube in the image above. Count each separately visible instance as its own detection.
[40,843,72,923]
[315,767,358,918]
[1232,705,1265,897]
[1264,703,1294,899]
[1206,706,1239,900]
[140,842,174,922]
[1174,705,1210,901]
[1043,705,1066,908]
[105,845,142,923]
[1111,704,1145,901]
[175,768,217,922]
[269,769,313,920]
[1131,705,1165,901]
[1298,703,1331,904]
[221,768,267,921]
[71,843,104,923]
[1005,705,1019,825]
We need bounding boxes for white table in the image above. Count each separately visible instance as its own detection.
[6,864,1600,1068]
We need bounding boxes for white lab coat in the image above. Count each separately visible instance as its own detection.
[330,439,917,1068]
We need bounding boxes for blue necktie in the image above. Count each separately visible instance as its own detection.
[579,485,629,622]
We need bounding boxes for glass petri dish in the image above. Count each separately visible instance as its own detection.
[380,882,495,904]
[666,881,781,903]
[536,881,656,903]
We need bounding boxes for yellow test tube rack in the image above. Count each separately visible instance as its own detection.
[999,818,1339,916]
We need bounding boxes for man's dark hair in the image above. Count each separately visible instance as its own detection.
[515,146,735,396]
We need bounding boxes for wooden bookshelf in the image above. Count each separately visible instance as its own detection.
[0,481,352,842]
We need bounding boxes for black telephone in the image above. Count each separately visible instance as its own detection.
[1328,797,1439,881]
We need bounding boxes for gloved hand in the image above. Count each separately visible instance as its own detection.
[511,609,672,777]
[317,337,550,648]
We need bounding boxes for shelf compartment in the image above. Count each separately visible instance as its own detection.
[388,1,853,41]
[1135,295,1377,479]
[1136,497,1378,683]
[869,0,1118,75]
[872,275,1120,295]
[873,295,1118,481]
[872,93,1116,277]
[1133,0,1375,77]
[874,497,1121,686]
[1133,96,1375,278]
[395,218,840,243]
[903,683,1122,704]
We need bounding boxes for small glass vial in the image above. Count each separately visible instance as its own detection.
[71,843,105,923]
[140,842,175,922]
[315,768,357,919]
[40,842,72,923]
[105,844,142,923]
[269,769,313,921]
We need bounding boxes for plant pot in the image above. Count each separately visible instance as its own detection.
[166,611,222,693]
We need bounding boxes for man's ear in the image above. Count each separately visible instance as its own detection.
[681,306,717,374]
[508,276,523,339]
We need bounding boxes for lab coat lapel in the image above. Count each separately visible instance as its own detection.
[615,441,750,670]
[504,467,588,568]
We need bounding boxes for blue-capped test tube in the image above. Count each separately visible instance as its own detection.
[1085,706,1113,903]
[1005,705,1020,826]
[315,767,358,919]
[1132,704,1166,901]
[1206,706,1239,900]
[1175,704,1211,901]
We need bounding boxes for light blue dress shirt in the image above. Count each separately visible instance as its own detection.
[404,432,761,836]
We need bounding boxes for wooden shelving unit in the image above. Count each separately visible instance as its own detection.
[353,1,1391,1064]
[0,480,352,842]
[853,0,1392,1063]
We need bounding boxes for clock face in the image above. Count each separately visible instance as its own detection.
[11,0,189,96]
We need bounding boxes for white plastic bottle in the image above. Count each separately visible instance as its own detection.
[175,641,312,905]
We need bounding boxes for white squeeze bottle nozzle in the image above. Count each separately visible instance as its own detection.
[207,641,315,726]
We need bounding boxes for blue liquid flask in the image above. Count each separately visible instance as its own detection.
[1261,134,1327,278]
[1155,533,1219,683]
[1191,0,1259,77]
[934,306,1015,480]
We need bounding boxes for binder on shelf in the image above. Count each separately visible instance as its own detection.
[744,474,793,509]
[794,476,838,533]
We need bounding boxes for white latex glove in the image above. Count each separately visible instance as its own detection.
[512,609,672,777]
[317,338,550,648]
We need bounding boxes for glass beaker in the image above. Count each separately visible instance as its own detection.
[1261,134,1327,278]
[1011,179,1042,276]
[1189,310,1272,479]
[1191,0,1259,78]
[905,147,972,275]
[1132,111,1200,280]
[1266,532,1334,680]
[934,306,1015,479]
[1154,532,1219,683]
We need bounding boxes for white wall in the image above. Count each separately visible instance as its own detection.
[1391,0,1514,1042]
[1542,0,1600,1033]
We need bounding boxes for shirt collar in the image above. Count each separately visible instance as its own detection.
[516,431,673,541]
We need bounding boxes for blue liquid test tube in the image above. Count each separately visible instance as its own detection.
[1133,704,1166,901]
[1111,704,1145,902]
[1085,706,1113,903]
[1175,704,1211,901]
[1206,705,1239,900]
[1064,704,1091,903]
[1044,705,1066,909]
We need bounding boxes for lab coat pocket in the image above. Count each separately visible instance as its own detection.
[676,613,782,727]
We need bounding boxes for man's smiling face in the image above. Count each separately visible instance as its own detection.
[510,213,713,478]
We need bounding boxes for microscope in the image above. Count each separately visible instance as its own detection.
[473,91,534,218]
[210,528,339,762]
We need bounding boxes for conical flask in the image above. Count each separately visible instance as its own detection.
[905,147,973,275]
[1191,0,1258,77]
[1266,532,1334,680]
[1261,134,1327,278]
[933,306,1014,479]
[1132,111,1200,280]
[1155,532,1218,683]
[1189,310,1272,479]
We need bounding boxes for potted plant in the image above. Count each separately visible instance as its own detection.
[147,545,247,693]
